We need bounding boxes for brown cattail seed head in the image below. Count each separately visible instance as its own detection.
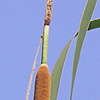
[44,0,53,25]
[33,64,51,100]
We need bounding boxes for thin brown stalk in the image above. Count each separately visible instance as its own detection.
[25,35,43,100]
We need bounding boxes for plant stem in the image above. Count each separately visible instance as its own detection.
[41,0,52,64]
[41,25,49,64]
[25,36,42,100]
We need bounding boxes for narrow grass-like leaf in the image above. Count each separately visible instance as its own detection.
[88,18,100,30]
[50,37,74,100]
[75,18,100,37]
[50,17,100,100]
[70,0,97,100]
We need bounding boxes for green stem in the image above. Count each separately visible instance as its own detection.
[41,25,49,64]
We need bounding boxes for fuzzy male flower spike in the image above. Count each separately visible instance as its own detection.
[44,0,53,25]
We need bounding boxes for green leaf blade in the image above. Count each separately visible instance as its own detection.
[70,0,97,100]
[50,37,74,100]
[88,18,100,30]
[50,17,100,100]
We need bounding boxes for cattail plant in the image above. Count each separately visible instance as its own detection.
[25,0,100,100]
[33,0,53,100]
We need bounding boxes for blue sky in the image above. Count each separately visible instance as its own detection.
[0,0,100,100]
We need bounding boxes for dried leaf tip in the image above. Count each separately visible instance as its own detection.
[41,34,43,39]
[44,0,53,25]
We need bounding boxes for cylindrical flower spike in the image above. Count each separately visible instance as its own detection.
[44,0,53,25]
[33,64,51,100]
